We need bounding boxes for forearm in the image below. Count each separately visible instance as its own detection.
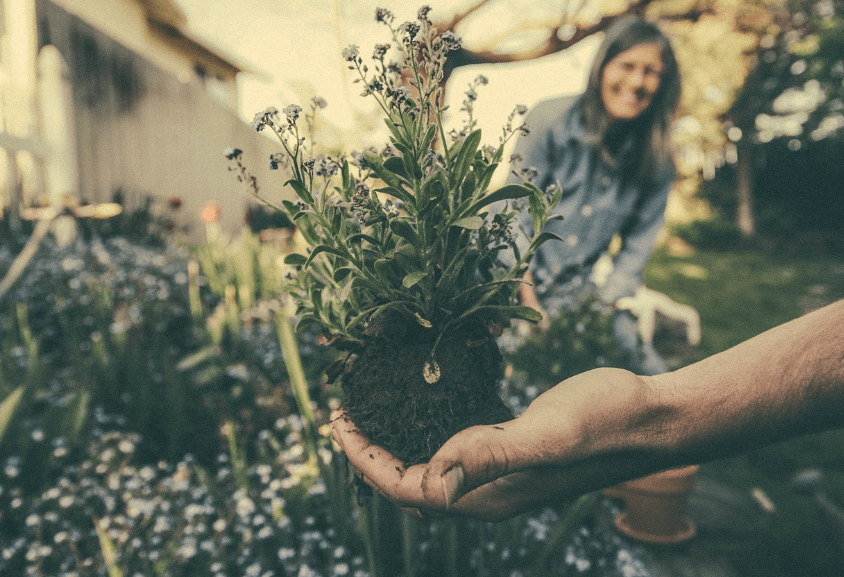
[629,300,844,467]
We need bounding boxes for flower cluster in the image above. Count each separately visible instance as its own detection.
[0,422,366,577]
[227,6,562,361]
[0,223,653,576]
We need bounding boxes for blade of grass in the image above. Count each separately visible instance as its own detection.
[0,386,26,446]
[94,518,124,577]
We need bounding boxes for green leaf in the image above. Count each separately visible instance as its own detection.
[348,233,382,246]
[364,211,387,227]
[452,129,482,187]
[364,152,403,189]
[402,270,427,288]
[392,140,414,159]
[304,245,347,269]
[374,186,415,208]
[395,245,421,271]
[465,184,533,215]
[418,176,446,216]
[460,170,477,202]
[452,216,484,230]
[391,140,423,181]
[529,193,543,240]
[294,214,320,245]
[0,387,25,446]
[333,267,352,282]
[294,314,322,332]
[341,160,351,198]
[383,117,405,145]
[281,199,301,216]
[285,179,314,205]
[309,284,323,311]
[283,253,307,265]
[421,124,437,152]
[339,275,354,302]
[373,259,398,283]
[528,231,565,253]
[330,208,342,234]
[477,163,500,191]
[389,219,421,246]
[345,308,372,332]
[384,156,410,182]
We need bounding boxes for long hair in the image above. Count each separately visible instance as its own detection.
[580,15,681,184]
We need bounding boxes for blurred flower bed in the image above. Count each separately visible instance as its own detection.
[0,225,649,577]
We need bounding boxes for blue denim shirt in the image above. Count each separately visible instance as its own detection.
[506,95,674,304]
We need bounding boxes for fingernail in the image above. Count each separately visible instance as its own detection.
[441,465,464,508]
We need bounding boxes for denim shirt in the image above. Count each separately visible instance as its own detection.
[505,95,674,304]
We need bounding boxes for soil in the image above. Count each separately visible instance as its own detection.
[340,317,513,466]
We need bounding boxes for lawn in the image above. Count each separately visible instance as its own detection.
[644,242,844,577]
[645,244,844,359]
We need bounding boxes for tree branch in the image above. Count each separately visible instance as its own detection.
[434,0,716,83]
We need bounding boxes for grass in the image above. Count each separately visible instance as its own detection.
[643,241,844,577]
[645,243,844,359]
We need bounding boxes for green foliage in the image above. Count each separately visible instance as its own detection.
[669,217,745,250]
[729,1,844,145]
[228,10,560,349]
[506,291,633,390]
[0,233,327,492]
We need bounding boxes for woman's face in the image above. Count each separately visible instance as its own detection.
[600,42,664,121]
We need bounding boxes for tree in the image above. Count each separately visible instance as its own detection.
[726,0,844,236]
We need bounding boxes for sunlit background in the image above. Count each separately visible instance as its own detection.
[177,0,600,143]
[1,2,844,575]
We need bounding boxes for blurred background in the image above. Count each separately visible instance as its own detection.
[2,0,843,243]
[1,1,844,576]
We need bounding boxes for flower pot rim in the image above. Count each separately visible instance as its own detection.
[614,511,697,544]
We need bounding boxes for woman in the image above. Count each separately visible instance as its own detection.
[510,15,681,375]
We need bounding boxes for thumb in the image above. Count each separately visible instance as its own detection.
[420,422,527,509]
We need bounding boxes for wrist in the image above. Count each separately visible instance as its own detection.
[579,371,682,472]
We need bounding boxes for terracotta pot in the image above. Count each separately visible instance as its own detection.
[603,465,699,544]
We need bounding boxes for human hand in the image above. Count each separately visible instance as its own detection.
[330,407,567,521]
[331,368,658,521]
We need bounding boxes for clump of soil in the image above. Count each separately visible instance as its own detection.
[340,317,513,466]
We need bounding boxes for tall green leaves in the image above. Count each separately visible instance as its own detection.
[227,10,560,344]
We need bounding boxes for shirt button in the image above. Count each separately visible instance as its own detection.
[601,176,612,187]
[581,205,593,217]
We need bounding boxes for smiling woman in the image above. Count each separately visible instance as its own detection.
[508,15,682,377]
[600,42,664,121]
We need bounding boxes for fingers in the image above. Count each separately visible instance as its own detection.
[330,409,427,508]
[420,421,528,509]
[330,409,559,519]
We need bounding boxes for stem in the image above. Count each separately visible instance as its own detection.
[533,492,600,573]
[274,302,321,462]
[401,513,418,577]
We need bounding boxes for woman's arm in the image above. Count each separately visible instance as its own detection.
[332,300,844,521]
